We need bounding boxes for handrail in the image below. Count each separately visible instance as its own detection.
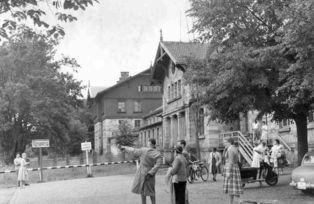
[276,135,292,152]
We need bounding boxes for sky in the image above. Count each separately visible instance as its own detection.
[56,0,194,92]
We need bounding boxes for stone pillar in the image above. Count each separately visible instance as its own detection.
[185,108,191,143]
[163,117,171,149]
[178,112,186,140]
[171,114,178,147]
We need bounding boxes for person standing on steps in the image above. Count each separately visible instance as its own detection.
[208,147,221,182]
[119,138,162,204]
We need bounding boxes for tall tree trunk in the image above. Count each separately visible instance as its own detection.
[295,114,308,165]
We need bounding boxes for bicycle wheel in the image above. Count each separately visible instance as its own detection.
[199,166,209,181]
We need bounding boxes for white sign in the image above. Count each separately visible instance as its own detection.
[32,139,50,148]
[81,142,92,151]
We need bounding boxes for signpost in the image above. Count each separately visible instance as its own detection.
[32,139,49,182]
[81,141,92,177]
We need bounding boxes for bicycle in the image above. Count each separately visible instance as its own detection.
[187,161,209,183]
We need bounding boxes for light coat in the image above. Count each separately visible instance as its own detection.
[125,147,162,196]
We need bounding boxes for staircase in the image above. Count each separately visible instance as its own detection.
[275,135,292,152]
[219,131,253,165]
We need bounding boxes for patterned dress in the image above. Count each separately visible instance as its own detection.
[125,147,162,196]
[223,145,243,196]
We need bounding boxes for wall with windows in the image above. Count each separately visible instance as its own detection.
[93,69,162,154]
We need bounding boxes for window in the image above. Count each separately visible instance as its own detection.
[174,82,178,98]
[178,80,181,97]
[309,111,314,122]
[134,101,142,112]
[139,85,161,92]
[134,120,141,128]
[171,84,174,99]
[118,120,127,125]
[148,86,153,92]
[198,108,205,137]
[117,102,126,113]
[168,86,171,99]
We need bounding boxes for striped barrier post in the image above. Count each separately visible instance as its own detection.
[0,160,137,175]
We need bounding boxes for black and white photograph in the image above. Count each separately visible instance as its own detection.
[0,0,314,204]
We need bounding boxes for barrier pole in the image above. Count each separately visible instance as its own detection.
[86,150,92,177]
[39,147,44,182]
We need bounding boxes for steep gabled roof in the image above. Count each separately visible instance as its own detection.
[95,68,151,99]
[159,41,209,65]
[152,41,215,81]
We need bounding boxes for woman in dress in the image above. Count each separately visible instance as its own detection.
[18,153,30,187]
[208,147,221,182]
[271,139,284,174]
[251,141,266,168]
[223,138,243,204]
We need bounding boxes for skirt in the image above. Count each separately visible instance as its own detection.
[17,167,28,181]
[223,165,243,196]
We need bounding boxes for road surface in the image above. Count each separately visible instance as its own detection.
[1,174,314,204]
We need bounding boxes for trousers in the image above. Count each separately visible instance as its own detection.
[173,181,186,204]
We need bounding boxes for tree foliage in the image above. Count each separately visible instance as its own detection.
[0,27,89,163]
[0,0,98,39]
[187,0,314,163]
[115,121,138,147]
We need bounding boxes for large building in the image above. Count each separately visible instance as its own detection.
[92,69,162,154]
[151,39,224,159]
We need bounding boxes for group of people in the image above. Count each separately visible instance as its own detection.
[13,152,30,187]
[118,137,244,204]
[251,139,286,174]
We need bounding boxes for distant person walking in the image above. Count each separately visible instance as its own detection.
[18,152,30,187]
[223,138,243,204]
[167,145,188,204]
[119,138,162,204]
[208,147,221,182]
[14,153,21,186]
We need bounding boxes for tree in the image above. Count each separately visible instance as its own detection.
[115,121,138,147]
[0,27,86,163]
[0,0,98,39]
[187,0,314,164]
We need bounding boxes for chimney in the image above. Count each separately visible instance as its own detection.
[117,71,130,83]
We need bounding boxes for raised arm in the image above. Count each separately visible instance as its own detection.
[122,146,144,157]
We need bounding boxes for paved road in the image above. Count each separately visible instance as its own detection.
[1,174,314,204]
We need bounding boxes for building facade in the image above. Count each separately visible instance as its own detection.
[93,69,162,154]
[151,40,224,159]
[138,106,163,148]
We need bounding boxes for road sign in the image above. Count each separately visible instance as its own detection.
[32,139,50,148]
[81,142,92,151]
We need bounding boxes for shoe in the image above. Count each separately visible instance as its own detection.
[25,183,30,186]
[213,178,217,182]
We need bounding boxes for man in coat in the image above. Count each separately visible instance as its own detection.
[120,138,162,204]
